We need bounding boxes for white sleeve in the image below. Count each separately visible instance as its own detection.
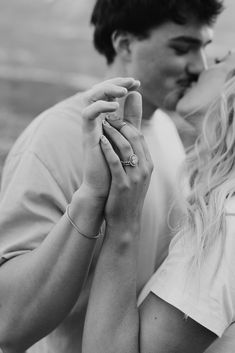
[138,210,235,337]
[0,100,84,265]
[0,151,68,264]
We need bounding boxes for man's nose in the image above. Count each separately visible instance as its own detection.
[187,49,208,77]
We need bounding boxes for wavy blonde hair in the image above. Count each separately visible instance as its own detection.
[179,77,235,265]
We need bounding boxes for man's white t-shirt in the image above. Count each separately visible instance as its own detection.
[1,94,235,351]
[2,93,235,350]
[0,97,186,352]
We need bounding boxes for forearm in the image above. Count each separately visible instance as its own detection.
[82,225,140,353]
[0,187,105,352]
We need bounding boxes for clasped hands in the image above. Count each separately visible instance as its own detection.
[80,77,153,230]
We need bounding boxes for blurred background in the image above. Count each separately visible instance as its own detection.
[0,0,234,175]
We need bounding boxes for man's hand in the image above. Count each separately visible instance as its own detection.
[81,77,140,200]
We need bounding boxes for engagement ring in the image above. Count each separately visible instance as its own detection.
[121,154,139,167]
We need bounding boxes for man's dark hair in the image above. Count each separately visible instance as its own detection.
[91,0,224,64]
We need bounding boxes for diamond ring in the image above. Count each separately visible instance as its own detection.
[121,154,139,167]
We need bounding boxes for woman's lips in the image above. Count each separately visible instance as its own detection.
[179,81,197,96]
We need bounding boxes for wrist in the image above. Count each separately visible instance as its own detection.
[69,186,106,236]
[76,184,107,204]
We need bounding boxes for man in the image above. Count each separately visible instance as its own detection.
[0,0,226,352]
[91,0,216,119]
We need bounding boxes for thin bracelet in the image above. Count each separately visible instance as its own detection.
[65,204,100,240]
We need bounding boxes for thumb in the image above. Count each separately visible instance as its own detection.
[123,91,142,130]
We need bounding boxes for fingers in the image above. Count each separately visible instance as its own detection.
[102,120,135,162]
[103,77,140,91]
[100,121,153,194]
[82,78,141,130]
[102,119,148,169]
[85,77,140,104]
[106,91,142,130]
[83,101,119,125]
[123,91,142,130]
[100,135,126,182]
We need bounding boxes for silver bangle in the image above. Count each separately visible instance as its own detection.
[65,204,100,240]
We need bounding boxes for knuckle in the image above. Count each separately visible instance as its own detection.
[131,174,141,185]
[111,156,120,167]
[141,168,149,180]
[117,179,129,192]
[129,133,139,143]
[122,144,132,154]
[139,164,154,181]
[104,93,114,101]
[88,83,110,102]
[129,130,142,143]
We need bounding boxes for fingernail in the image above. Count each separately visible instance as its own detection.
[109,101,119,108]
[100,135,109,144]
[102,119,111,127]
[106,113,121,121]
[121,87,128,94]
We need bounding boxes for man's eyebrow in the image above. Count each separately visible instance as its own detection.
[169,36,212,46]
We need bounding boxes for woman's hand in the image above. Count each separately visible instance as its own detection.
[81,77,140,200]
[100,92,153,235]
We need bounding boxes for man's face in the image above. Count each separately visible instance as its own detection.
[126,20,213,114]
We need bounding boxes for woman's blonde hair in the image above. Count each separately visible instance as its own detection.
[179,77,235,265]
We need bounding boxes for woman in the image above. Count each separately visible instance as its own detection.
[81,77,235,353]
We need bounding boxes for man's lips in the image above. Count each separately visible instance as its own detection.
[177,79,199,97]
[177,78,194,88]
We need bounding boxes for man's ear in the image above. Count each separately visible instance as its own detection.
[111,31,135,62]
